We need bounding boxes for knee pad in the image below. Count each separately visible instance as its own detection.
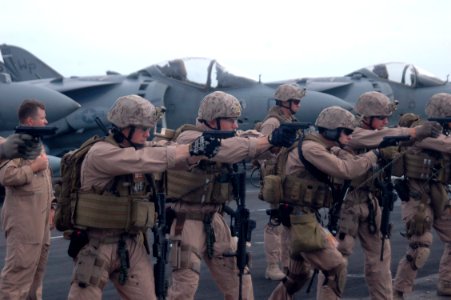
[324,263,347,298]
[283,259,312,295]
[407,243,430,270]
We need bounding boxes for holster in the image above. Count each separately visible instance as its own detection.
[279,204,294,227]
[68,229,89,259]
[394,178,410,202]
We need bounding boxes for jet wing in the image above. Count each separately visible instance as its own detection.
[22,76,125,93]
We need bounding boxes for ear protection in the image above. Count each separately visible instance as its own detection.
[111,127,124,143]
[322,129,340,141]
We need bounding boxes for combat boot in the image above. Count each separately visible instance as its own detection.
[392,289,404,300]
[437,280,451,296]
[265,263,285,280]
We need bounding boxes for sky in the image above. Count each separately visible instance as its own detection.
[2,0,451,83]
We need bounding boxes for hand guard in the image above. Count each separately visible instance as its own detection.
[268,126,297,148]
[189,135,221,158]
[0,133,41,160]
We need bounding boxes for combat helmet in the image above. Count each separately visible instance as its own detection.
[107,94,158,128]
[355,91,396,117]
[197,91,241,121]
[425,93,451,117]
[315,106,356,130]
[398,113,420,128]
[274,83,306,102]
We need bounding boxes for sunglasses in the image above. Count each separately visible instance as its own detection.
[341,128,354,136]
[374,116,389,120]
[290,99,301,105]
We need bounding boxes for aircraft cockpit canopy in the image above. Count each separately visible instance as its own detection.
[156,58,256,88]
[366,62,446,88]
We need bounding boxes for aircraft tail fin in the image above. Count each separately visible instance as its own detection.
[0,44,62,81]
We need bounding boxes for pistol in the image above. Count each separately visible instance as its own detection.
[428,117,451,135]
[202,130,236,139]
[428,117,451,124]
[378,135,410,148]
[279,122,312,131]
[15,126,57,141]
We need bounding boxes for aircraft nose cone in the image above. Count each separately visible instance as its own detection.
[0,82,80,130]
[296,91,354,123]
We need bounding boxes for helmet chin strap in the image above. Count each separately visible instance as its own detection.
[279,101,296,115]
[362,117,376,130]
[112,125,143,149]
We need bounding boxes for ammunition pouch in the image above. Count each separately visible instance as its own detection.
[75,192,156,232]
[283,175,332,209]
[404,151,450,182]
[394,178,410,202]
[430,183,448,219]
[261,175,283,204]
[290,213,326,253]
[167,168,231,204]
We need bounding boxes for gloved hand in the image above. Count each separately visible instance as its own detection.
[189,135,221,158]
[414,121,442,140]
[0,134,41,160]
[268,126,297,148]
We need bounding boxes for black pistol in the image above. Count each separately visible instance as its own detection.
[202,130,236,139]
[15,125,57,141]
[279,122,312,131]
[378,135,410,148]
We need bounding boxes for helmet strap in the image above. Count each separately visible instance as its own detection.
[112,125,141,149]
[216,119,221,130]
[201,119,218,130]
[361,117,375,130]
[278,101,296,116]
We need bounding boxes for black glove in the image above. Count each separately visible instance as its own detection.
[0,134,41,160]
[415,121,442,140]
[189,135,221,158]
[268,126,297,148]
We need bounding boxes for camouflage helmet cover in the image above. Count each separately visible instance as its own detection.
[107,94,158,128]
[425,93,451,117]
[398,113,420,128]
[274,83,306,102]
[197,91,241,121]
[315,106,356,130]
[355,91,396,117]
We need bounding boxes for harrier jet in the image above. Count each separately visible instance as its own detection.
[0,44,352,156]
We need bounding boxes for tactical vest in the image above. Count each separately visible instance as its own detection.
[349,147,382,192]
[262,134,336,209]
[166,124,233,204]
[56,135,157,233]
[256,106,297,200]
[404,149,451,183]
[75,172,157,233]
[254,106,297,132]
